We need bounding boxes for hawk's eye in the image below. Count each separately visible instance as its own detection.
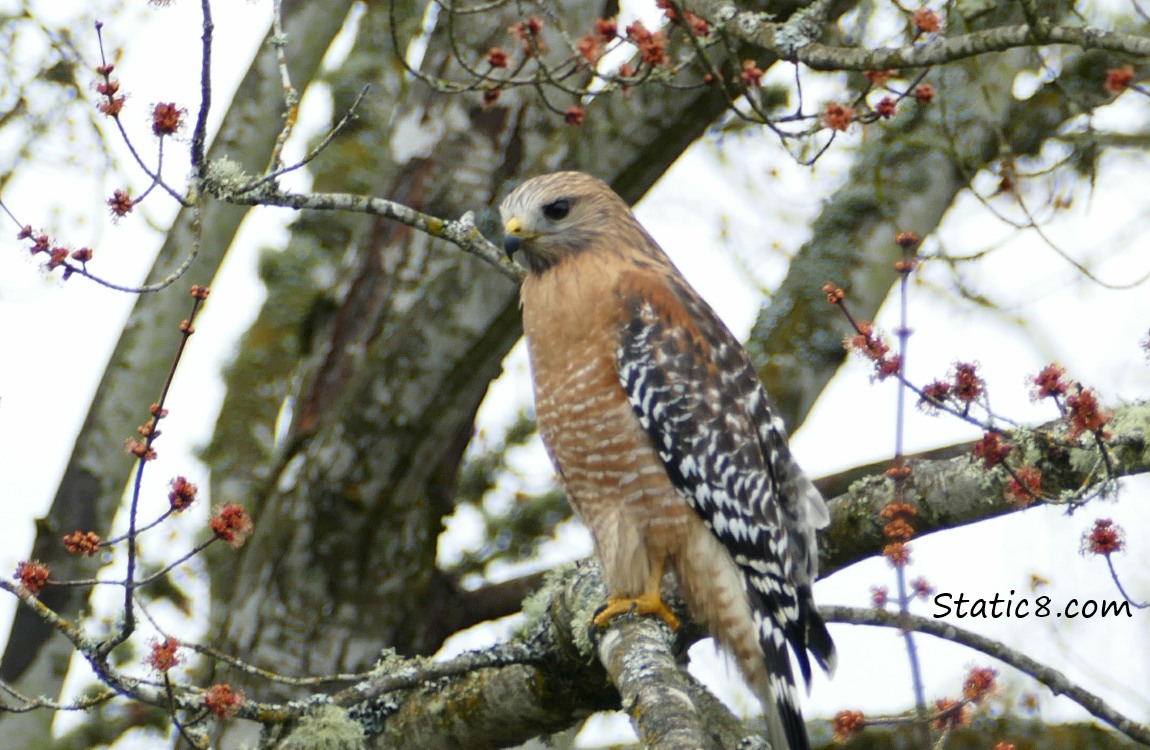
[542,199,570,221]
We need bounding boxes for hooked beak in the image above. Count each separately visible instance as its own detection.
[503,216,527,259]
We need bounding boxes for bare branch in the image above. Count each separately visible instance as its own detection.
[820,401,1150,577]
[265,0,301,176]
[0,681,114,714]
[691,1,1150,70]
[213,185,524,282]
[235,86,370,196]
[190,0,214,170]
[824,605,1150,745]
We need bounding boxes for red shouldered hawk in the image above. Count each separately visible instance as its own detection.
[501,172,835,750]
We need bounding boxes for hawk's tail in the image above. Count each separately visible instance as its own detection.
[673,534,828,750]
[747,626,809,750]
[747,584,835,750]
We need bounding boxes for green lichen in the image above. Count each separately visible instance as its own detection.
[280,704,366,750]
[568,586,605,659]
[202,156,255,196]
[1103,401,1150,466]
[514,561,610,659]
[517,561,577,635]
[975,462,1006,499]
[844,474,892,511]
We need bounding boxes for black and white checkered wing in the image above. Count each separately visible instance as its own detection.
[615,275,835,750]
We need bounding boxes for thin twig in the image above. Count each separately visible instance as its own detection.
[236,86,371,196]
[1103,554,1150,610]
[94,22,189,206]
[265,0,301,175]
[889,238,930,742]
[0,680,115,714]
[101,292,208,655]
[190,0,214,170]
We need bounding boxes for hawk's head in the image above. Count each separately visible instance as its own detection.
[499,171,633,274]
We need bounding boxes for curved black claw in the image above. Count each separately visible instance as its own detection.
[588,601,608,645]
[587,618,602,646]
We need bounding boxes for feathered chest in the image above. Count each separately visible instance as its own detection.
[520,256,629,440]
[519,255,689,533]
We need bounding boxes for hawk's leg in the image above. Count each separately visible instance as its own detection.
[592,561,680,632]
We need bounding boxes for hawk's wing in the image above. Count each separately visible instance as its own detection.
[613,269,835,684]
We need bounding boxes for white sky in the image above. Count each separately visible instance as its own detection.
[0,1,1148,747]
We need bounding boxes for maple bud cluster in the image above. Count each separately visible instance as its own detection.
[879,502,917,568]
[831,710,865,740]
[1081,518,1125,556]
[204,683,245,718]
[147,637,182,673]
[63,531,102,556]
[210,504,255,548]
[96,62,126,117]
[14,560,50,595]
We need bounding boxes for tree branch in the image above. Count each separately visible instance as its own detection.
[211,184,523,282]
[356,559,763,749]
[596,617,721,750]
[820,401,1150,576]
[561,560,758,749]
[691,1,1150,70]
[824,605,1150,745]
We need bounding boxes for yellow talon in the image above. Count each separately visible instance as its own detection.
[593,592,680,632]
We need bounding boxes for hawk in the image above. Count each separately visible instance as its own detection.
[501,172,835,750]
